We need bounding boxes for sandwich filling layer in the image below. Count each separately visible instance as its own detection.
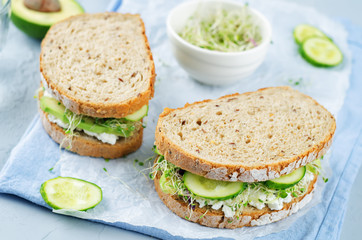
[39,88,146,145]
[151,154,322,218]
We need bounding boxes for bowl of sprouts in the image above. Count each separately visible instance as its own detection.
[167,0,272,85]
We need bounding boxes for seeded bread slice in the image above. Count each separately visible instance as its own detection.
[155,86,335,182]
[40,12,155,118]
[39,109,143,159]
[154,171,317,229]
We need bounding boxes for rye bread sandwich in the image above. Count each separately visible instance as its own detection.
[151,86,335,228]
[38,12,155,159]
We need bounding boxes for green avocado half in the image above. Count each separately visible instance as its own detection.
[10,0,84,39]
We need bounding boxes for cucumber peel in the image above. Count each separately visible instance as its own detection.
[183,171,246,200]
[40,177,102,211]
[266,166,306,190]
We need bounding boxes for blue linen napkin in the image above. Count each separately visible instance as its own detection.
[1,3,362,240]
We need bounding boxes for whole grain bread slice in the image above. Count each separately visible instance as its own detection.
[155,86,335,182]
[40,12,155,118]
[154,171,317,229]
[39,109,143,159]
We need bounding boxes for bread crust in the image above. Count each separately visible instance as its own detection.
[154,171,317,229]
[155,86,335,182]
[39,108,143,159]
[40,12,155,118]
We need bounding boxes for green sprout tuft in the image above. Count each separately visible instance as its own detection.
[179,5,262,52]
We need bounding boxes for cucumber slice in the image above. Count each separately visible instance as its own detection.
[266,166,306,189]
[183,172,246,200]
[125,105,148,121]
[40,177,102,211]
[300,37,343,67]
[294,24,328,45]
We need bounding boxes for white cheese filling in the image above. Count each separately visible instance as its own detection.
[43,89,56,99]
[46,112,119,145]
[83,130,118,145]
[41,74,59,100]
[42,89,119,145]
[47,114,69,129]
[193,170,315,217]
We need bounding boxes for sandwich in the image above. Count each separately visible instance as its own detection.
[38,12,155,159]
[151,86,335,228]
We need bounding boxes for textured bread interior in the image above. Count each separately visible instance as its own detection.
[158,87,335,167]
[41,13,153,105]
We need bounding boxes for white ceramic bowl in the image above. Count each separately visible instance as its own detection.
[167,0,272,85]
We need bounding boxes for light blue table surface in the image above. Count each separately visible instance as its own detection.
[0,0,361,239]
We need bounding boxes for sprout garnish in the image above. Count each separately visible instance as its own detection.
[179,5,262,52]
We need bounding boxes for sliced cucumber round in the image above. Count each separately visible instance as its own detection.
[300,37,343,67]
[266,166,306,189]
[183,171,246,200]
[125,105,148,121]
[294,24,328,45]
[40,177,102,211]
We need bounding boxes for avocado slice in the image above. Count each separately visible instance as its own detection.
[40,96,134,137]
[78,117,127,136]
[40,96,68,123]
[10,0,84,39]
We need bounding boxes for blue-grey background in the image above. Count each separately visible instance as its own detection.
[0,0,361,239]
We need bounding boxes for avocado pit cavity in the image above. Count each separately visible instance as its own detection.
[24,0,61,12]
